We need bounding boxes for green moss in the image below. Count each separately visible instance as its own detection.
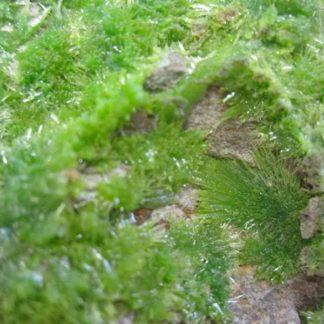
[199,154,307,282]
[0,214,231,323]
[0,0,324,321]
[303,235,324,276]
[1,0,222,141]
[109,125,205,200]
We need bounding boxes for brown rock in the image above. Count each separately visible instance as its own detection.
[208,119,259,164]
[287,275,324,309]
[144,51,188,92]
[300,197,324,239]
[134,208,152,225]
[300,153,324,192]
[184,87,226,131]
[185,87,260,164]
[230,266,324,324]
[229,267,300,324]
[124,109,156,134]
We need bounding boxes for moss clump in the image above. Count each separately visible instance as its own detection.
[303,235,324,277]
[0,0,219,141]
[0,0,323,321]
[0,215,231,323]
[108,125,205,203]
[199,154,307,282]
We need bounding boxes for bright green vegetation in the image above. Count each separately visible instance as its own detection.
[199,154,307,282]
[0,218,231,323]
[105,125,206,211]
[0,0,323,322]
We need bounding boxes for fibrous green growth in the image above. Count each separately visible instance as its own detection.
[199,154,307,282]
[0,0,323,321]
[0,214,231,323]
[303,235,324,277]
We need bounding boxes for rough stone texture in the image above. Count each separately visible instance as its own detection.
[185,87,260,164]
[300,197,324,239]
[229,266,324,324]
[207,119,259,164]
[144,51,188,92]
[229,266,300,324]
[300,153,324,192]
[123,109,156,134]
[287,275,324,310]
[184,87,226,131]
